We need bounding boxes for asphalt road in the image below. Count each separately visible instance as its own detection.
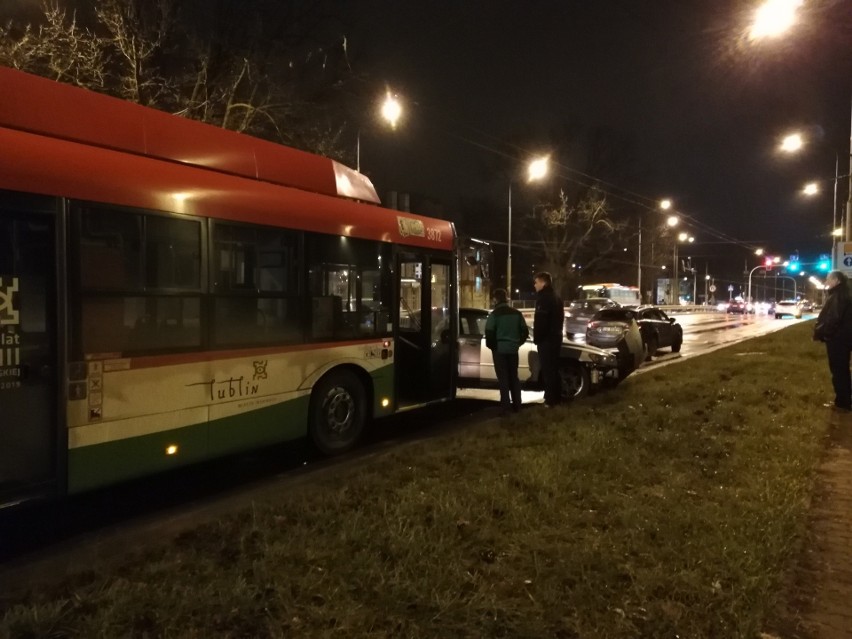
[0,310,812,595]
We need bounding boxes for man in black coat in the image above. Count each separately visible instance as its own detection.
[814,270,852,411]
[532,271,564,407]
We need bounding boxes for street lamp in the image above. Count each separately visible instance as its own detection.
[779,132,804,153]
[672,232,694,304]
[507,155,549,298]
[356,91,403,173]
[660,199,673,211]
[749,0,804,40]
[802,182,819,196]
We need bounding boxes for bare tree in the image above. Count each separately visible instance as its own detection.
[0,0,356,157]
[0,2,105,89]
[521,188,626,298]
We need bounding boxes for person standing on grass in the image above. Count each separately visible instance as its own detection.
[485,288,529,414]
[813,270,852,412]
[533,272,564,407]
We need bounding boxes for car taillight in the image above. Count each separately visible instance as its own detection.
[588,321,599,330]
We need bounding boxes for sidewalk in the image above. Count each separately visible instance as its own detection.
[790,411,852,638]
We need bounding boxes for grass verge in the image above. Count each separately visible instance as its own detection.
[1,323,832,638]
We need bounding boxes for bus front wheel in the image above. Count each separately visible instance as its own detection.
[309,370,367,455]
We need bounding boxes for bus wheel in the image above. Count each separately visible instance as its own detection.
[309,370,366,455]
[559,362,590,401]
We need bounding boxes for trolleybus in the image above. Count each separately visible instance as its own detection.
[0,68,457,508]
[577,283,641,306]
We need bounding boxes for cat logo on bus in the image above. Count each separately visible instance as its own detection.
[0,276,19,326]
[397,216,425,239]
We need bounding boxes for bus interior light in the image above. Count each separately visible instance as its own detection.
[166,445,179,456]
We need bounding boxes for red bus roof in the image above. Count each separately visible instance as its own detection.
[0,68,455,251]
[0,66,379,204]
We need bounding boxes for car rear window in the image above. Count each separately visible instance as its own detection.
[595,309,634,321]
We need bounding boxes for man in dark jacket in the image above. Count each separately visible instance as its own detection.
[814,270,852,411]
[532,272,564,407]
[485,288,530,413]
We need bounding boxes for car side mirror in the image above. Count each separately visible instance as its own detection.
[668,317,675,323]
[440,329,451,344]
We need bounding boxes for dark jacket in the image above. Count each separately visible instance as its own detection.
[815,283,852,343]
[533,285,564,345]
[485,302,529,354]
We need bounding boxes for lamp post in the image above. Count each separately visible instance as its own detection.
[664,211,679,303]
[356,91,403,173]
[673,232,694,305]
[747,263,769,306]
[507,156,549,298]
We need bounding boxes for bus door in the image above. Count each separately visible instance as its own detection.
[395,252,456,407]
[0,193,60,505]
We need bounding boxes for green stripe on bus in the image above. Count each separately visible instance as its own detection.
[68,397,308,493]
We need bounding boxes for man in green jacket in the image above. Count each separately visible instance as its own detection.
[485,288,530,414]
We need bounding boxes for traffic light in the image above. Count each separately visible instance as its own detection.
[787,260,800,273]
[817,259,831,272]
[764,257,774,271]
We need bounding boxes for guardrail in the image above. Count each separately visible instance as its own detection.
[511,302,723,315]
[656,305,722,314]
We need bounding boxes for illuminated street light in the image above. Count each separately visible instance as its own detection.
[671,231,695,304]
[507,155,549,297]
[380,92,403,128]
[802,182,819,196]
[667,215,679,227]
[755,248,765,256]
[779,132,804,153]
[749,0,804,40]
[660,199,673,210]
[527,156,549,182]
[751,1,851,259]
[356,90,404,172]
[832,228,843,236]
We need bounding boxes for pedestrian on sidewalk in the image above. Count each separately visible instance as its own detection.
[485,288,529,414]
[813,270,852,412]
[533,272,564,407]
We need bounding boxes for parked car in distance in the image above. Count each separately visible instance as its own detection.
[585,307,645,377]
[634,305,683,359]
[456,307,622,400]
[799,299,814,313]
[564,297,619,337]
[774,299,803,319]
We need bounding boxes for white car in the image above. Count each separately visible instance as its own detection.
[774,300,802,319]
[456,307,624,400]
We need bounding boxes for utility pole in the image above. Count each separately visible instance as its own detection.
[637,217,642,302]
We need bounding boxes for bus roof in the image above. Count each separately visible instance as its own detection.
[0,68,455,251]
[0,66,378,204]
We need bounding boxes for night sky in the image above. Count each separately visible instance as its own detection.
[3,0,851,288]
[347,0,852,285]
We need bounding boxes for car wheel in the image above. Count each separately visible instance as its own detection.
[645,335,658,361]
[559,361,590,400]
[309,369,367,455]
[671,328,683,353]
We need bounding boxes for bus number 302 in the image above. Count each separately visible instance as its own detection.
[426,227,442,242]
